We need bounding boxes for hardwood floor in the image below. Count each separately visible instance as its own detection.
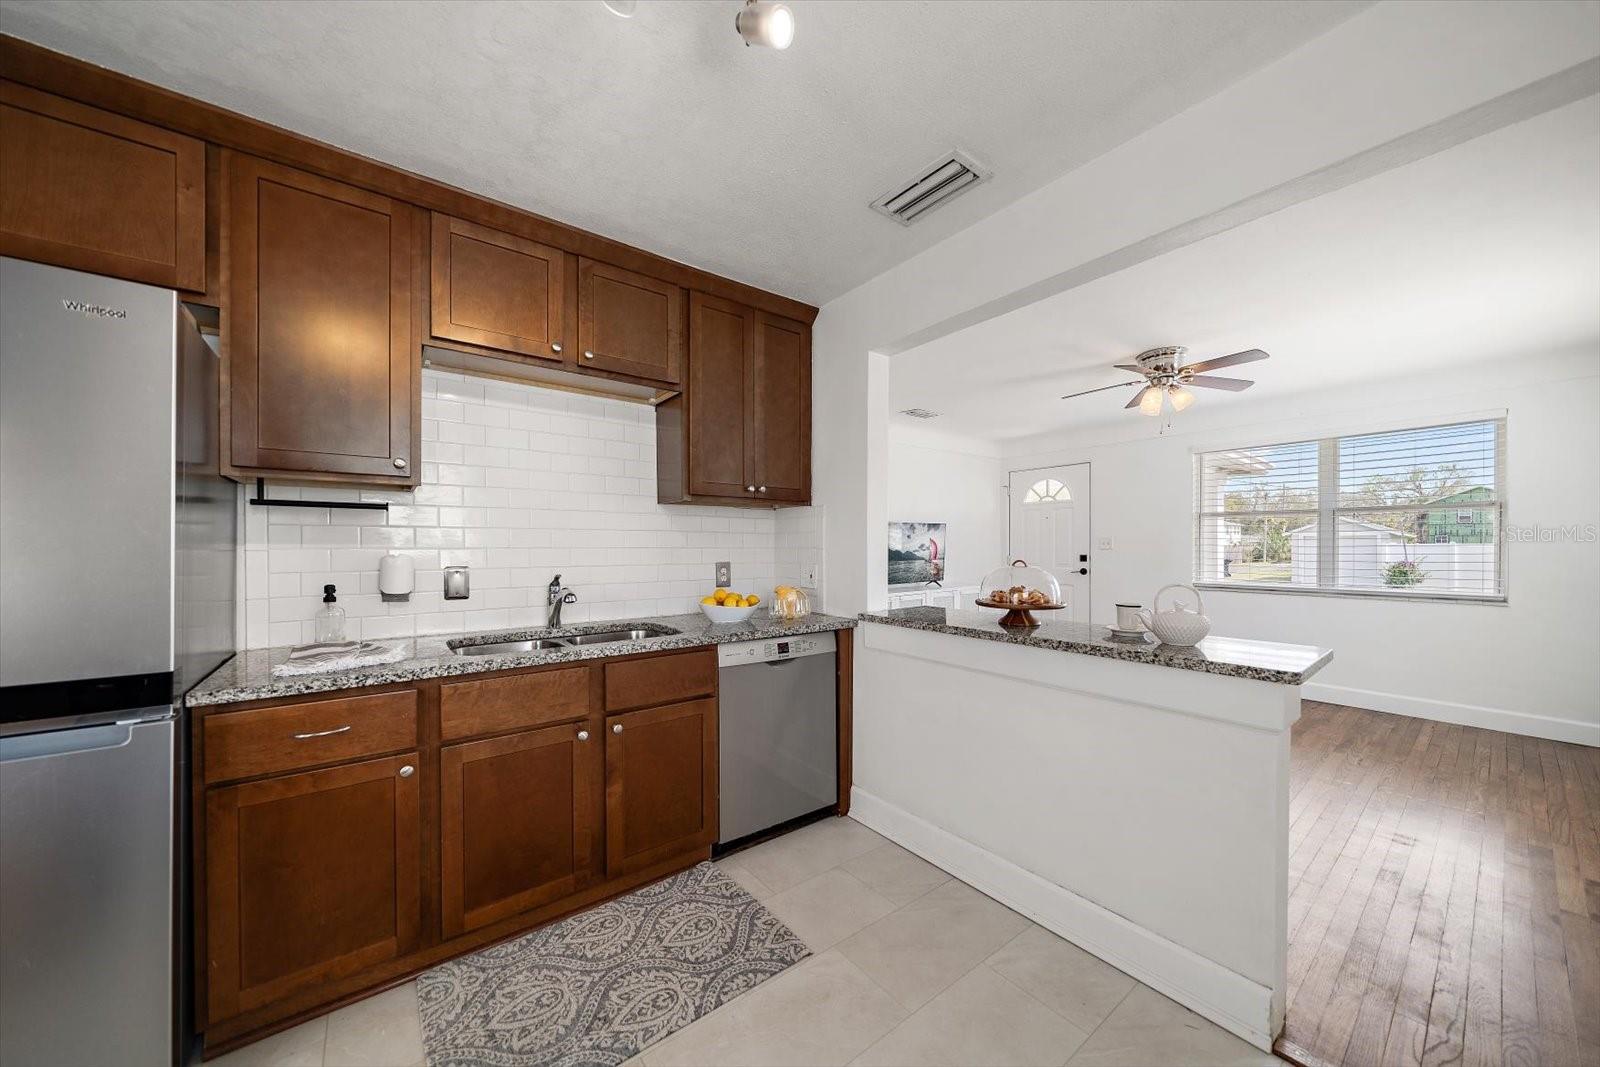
[1278,702,1600,1067]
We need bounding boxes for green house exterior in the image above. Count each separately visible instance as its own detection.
[1418,486,1495,543]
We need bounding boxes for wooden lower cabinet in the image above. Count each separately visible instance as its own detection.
[203,753,422,1025]
[605,699,719,876]
[440,721,599,938]
[196,649,731,1053]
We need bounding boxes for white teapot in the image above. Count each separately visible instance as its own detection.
[1137,584,1210,646]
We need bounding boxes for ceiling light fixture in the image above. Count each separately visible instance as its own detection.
[601,0,637,16]
[1168,384,1195,412]
[736,0,795,49]
[1138,386,1165,417]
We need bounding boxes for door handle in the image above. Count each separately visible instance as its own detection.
[1078,568,1088,575]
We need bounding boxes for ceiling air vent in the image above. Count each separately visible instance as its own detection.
[870,150,991,226]
[898,408,941,419]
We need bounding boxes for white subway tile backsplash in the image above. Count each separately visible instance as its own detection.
[236,369,800,647]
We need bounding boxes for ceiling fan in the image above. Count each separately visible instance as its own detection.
[1060,346,1270,416]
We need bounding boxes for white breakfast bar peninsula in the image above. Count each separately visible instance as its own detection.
[852,606,1332,1053]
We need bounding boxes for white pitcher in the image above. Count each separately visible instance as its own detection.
[1136,584,1210,646]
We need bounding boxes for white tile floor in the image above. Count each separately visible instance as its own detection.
[211,817,1281,1067]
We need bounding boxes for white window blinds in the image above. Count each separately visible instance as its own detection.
[1194,419,1505,600]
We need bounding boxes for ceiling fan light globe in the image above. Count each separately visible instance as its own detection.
[1168,385,1195,412]
[1138,386,1165,416]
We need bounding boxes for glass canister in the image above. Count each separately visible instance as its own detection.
[770,585,812,621]
[976,560,1063,628]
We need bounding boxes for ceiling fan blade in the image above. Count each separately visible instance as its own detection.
[1181,348,1269,374]
[1186,375,1255,392]
[1061,381,1141,401]
[1113,363,1145,372]
[1125,386,1154,409]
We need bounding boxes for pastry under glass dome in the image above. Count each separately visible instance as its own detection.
[976,560,1064,628]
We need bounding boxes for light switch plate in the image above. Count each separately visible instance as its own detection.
[1097,537,1113,551]
[715,562,731,587]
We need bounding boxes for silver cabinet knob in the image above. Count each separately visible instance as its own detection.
[577,729,589,741]
[399,765,415,778]
[583,351,595,360]
[551,342,563,353]
[612,723,623,734]
[746,485,757,492]
[758,486,767,493]
[393,458,407,469]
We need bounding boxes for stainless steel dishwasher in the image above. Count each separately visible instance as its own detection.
[716,631,837,847]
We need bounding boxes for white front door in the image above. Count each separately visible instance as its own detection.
[1008,464,1091,622]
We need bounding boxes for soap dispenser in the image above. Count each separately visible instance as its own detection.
[314,584,347,643]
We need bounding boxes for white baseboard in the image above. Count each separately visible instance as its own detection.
[848,787,1278,1053]
[1303,682,1599,747]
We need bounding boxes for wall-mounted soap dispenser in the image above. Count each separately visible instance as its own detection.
[379,553,415,603]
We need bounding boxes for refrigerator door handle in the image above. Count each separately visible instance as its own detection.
[0,722,134,763]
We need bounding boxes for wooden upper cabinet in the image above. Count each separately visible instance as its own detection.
[203,753,421,1024]
[657,292,811,506]
[683,291,754,498]
[751,311,811,503]
[577,258,683,384]
[224,152,420,483]
[0,81,204,291]
[430,213,570,362]
[605,699,717,877]
[440,722,599,938]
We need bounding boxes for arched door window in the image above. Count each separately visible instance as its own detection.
[1023,478,1071,504]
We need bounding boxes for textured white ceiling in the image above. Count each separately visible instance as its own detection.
[0,0,1366,304]
[891,96,1600,441]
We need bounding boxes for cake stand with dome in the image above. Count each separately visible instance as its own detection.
[976,560,1065,629]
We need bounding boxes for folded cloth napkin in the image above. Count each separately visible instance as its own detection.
[271,640,407,677]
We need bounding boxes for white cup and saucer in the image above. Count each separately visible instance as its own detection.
[1107,603,1150,641]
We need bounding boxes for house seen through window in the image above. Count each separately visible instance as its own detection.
[1193,419,1505,599]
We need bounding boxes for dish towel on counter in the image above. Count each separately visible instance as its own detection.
[270,640,407,677]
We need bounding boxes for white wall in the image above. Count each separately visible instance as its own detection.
[1002,351,1600,745]
[886,425,1006,589]
[238,369,797,648]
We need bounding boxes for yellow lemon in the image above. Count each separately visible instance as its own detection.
[713,589,728,604]
[747,594,761,606]
[700,595,717,605]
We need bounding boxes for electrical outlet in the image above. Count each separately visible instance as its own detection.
[715,562,731,587]
[1097,537,1113,551]
[802,562,820,587]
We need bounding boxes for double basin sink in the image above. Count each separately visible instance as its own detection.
[447,624,678,657]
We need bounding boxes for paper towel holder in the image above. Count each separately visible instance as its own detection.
[379,552,415,603]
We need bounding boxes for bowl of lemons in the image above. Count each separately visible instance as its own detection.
[700,588,761,623]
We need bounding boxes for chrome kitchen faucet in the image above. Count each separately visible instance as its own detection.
[547,574,577,627]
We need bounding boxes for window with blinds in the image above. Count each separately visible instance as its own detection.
[1194,419,1505,600]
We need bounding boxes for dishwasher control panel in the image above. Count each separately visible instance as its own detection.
[715,630,836,666]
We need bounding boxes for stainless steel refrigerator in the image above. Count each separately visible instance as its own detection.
[0,257,236,1066]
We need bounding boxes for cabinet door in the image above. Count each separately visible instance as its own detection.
[204,753,421,1024]
[0,81,204,290]
[224,152,419,482]
[750,311,811,503]
[430,214,569,362]
[686,292,753,498]
[577,258,683,384]
[605,699,717,876]
[439,722,599,938]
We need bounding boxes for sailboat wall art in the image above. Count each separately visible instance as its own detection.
[888,521,948,585]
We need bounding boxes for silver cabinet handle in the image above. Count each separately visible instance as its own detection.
[577,729,590,741]
[393,458,407,469]
[293,725,351,740]
[583,351,595,360]
[399,764,415,778]
[551,342,563,353]
[612,723,623,734]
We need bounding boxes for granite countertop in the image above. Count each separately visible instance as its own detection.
[857,606,1331,685]
[189,611,857,707]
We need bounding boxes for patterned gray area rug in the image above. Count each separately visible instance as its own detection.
[416,861,810,1067]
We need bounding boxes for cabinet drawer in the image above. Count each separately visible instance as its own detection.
[440,666,590,741]
[604,650,716,712]
[204,690,417,784]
